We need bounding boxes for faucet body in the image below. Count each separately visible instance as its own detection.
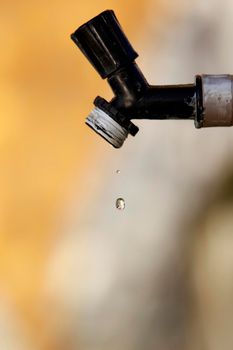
[108,63,197,121]
[71,10,233,148]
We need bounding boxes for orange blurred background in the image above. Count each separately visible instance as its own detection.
[2,1,233,350]
[0,1,149,349]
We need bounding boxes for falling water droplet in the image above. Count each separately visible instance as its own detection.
[116,198,125,210]
[116,169,120,174]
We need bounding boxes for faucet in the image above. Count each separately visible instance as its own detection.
[71,10,233,148]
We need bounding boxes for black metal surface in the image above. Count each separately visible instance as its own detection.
[108,63,148,110]
[71,10,138,79]
[108,64,196,121]
[133,84,196,120]
[194,75,204,128]
[71,10,203,141]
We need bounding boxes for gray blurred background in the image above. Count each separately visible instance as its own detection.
[1,0,233,349]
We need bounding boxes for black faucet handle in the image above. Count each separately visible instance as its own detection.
[71,10,138,79]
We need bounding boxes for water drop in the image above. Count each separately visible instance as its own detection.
[116,198,125,210]
[116,169,120,174]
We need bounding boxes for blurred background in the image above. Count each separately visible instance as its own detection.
[1,0,233,349]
